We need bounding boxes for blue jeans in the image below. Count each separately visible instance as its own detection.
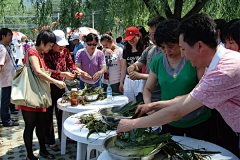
[1,86,11,125]
[78,78,102,89]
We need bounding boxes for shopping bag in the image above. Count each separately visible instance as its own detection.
[11,49,52,108]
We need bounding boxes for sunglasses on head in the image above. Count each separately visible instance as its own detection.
[87,43,98,46]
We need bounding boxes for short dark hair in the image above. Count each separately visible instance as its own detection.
[0,28,12,40]
[36,29,56,46]
[154,19,179,47]
[177,14,218,49]
[220,20,240,47]
[147,16,165,28]
[220,19,240,43]
[86,33,98,43]
[214,19,227,32]
[116,37,122,43]
[25,39,29,43]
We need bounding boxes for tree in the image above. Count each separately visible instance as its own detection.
[0,0,38,39]
[19,0,240,37]
[147,0,240,21]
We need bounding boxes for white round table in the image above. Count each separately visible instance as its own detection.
[57,95,128,155]
[63,110,116,160]
[98,136,239,160]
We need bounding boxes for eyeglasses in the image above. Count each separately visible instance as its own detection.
[87,43,98,46]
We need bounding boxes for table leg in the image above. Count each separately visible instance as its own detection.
[61,111,70,155]
[77,142,87,160]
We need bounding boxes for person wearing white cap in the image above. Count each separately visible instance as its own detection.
[43,30,84,151]
[70,34,83,61]
[15,37,24,64]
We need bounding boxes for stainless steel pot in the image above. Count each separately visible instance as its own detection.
[102,134,160,160]
[98,105,131,126]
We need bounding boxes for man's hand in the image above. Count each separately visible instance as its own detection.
[129,71,142,80]
[117,119,135,134]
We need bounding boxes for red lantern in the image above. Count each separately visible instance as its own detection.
[79,12,84,18]
[75,12,79,18]
[47,26,51,29]
[40,26,46,31]
[52,22,58,26]
[33,29,37,33]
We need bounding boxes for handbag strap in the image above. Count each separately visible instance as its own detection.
[25,48,44,69]
[25,48,30,67]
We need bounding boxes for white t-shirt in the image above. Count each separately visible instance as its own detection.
[103,47,123,84]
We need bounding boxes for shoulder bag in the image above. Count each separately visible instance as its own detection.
[11,49,52,108]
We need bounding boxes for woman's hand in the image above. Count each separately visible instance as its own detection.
[129,71,142,80]
[82,72,93,80]
[127,65,135,74]
[55,80,66,89]
[61,72,75,80]
[117,119,135,134]
[92,71,102,81]
[119,82,124,93]
[105,48,113,56]
[136,103,154,117]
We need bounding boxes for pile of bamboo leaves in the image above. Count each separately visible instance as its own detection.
[114,129,220,159]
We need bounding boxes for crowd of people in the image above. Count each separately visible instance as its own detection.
[0,13,240,160]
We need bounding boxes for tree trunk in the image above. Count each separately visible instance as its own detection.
[183,0,209,19]
[173,0,183,21]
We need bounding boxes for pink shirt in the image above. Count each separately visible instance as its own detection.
[0,44,15,88]
[191,46,240,133]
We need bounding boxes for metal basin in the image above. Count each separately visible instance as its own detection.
[102,134,160,160]
[98,105,132,126]
[85,94,99,101]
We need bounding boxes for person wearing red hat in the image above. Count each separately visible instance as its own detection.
[120,27,144,103]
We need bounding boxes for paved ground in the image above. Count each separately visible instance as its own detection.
[0,108,78,160]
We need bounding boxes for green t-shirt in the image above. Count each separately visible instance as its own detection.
[150,53,211,128]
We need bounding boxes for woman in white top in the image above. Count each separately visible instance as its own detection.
[100,32,124,93]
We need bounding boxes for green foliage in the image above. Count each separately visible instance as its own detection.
[30,0,53,29]
[202,0,240,21]
[14,0,240,38]
[0,0,37,39]
[59,0,84,32]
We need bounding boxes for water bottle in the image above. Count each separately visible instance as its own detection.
[107,84,113,104]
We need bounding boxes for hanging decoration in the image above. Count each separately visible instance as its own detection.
[75,12,84,19]
[52,22,58,26]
